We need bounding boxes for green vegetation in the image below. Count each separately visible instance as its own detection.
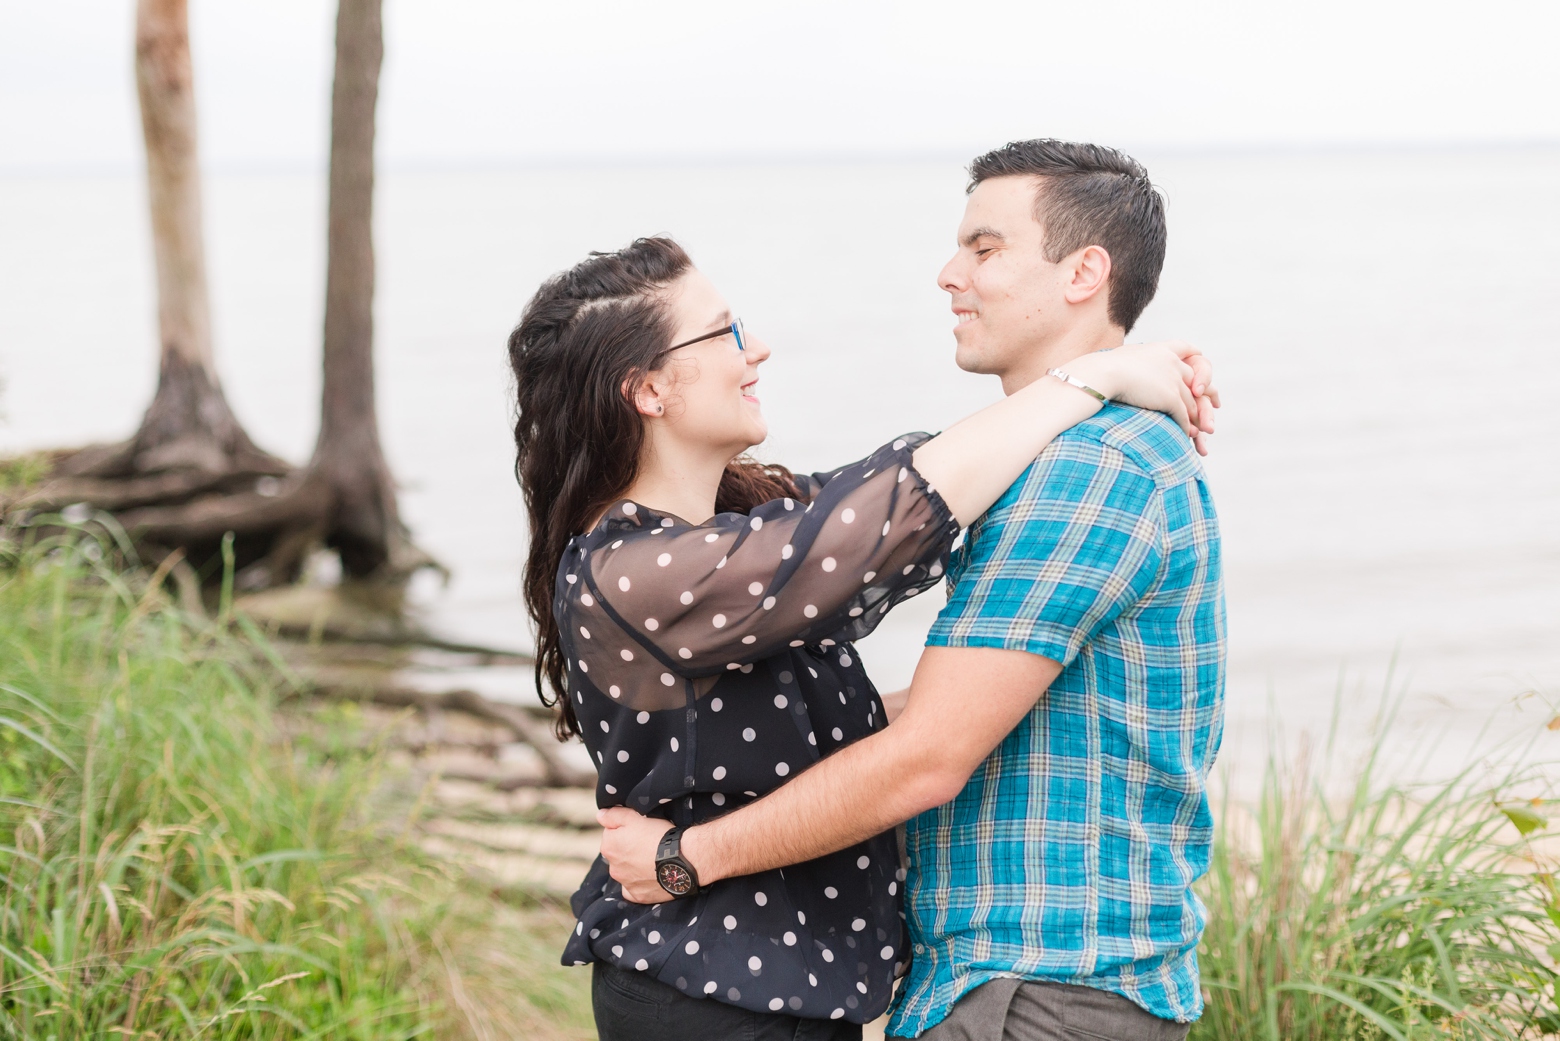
[8,520,1560,1040]
[1193,713,1560,1040]
[0,454,48,498]
[0,524,591,1040]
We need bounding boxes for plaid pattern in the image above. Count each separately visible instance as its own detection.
[889,404,1226,1037]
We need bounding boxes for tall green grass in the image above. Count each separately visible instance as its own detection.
[1194,710,1560,1040]
[0,522,592,1040]
[12,516,1558,1040]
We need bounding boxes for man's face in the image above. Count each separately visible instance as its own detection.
[937,176,1069,377]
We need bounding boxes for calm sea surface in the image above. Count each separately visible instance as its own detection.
[3,148,1558,772]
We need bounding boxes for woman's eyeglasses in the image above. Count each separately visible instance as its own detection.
[670,318,746,352]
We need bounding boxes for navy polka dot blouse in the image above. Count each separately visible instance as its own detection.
[558,434,959,1024]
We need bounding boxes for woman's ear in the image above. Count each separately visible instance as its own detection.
[626,375,666,417]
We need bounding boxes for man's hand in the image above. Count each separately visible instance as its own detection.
[595,648,1060,890]
[598,807,675,904]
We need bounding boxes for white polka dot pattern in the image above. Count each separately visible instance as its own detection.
[557,435,951,1023]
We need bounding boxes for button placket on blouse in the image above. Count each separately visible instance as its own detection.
[769,658,823,761]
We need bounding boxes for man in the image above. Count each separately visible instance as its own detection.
[600,138,1226,1040]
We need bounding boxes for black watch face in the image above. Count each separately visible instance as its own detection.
[657,861,695,896]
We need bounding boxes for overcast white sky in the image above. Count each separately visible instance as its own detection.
[2,0,1557,172]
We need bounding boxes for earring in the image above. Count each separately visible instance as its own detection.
[656,405,664,414]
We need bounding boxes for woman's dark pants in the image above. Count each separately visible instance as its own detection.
[593,962,864,1041]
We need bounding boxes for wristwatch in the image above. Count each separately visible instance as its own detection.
[655,827,701,897]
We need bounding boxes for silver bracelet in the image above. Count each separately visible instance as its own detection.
[1046,367,1109,404]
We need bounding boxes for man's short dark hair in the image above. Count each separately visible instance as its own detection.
[969,139,1166,333]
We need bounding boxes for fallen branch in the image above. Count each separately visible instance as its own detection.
[307,679,593,789]
[235,585,528,661]
[11,466,284,514]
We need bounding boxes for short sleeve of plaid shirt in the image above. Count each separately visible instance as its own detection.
[927,430,1164,663]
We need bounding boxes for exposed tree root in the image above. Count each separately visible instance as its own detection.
[4,449,439,592]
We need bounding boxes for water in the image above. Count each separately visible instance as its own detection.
[3,148,1558,769]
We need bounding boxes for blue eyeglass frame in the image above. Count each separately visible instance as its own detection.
[669,318,745,352]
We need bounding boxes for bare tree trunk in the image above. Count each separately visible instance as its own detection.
[79,0,282,481]
[7,0,431,593]
[314,0,417,580]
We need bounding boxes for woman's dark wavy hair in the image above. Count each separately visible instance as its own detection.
[509,237,803,739]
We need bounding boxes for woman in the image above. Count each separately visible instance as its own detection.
[508,237,1212,1040]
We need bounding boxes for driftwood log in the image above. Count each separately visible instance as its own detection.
[306,680,595,790]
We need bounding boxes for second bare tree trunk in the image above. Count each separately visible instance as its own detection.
[313,0,406,578]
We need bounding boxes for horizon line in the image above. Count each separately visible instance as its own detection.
[3,137,1558,179]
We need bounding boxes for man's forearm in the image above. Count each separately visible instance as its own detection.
[597,647,1059,902]
[681,714,958,884]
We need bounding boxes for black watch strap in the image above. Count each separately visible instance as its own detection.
[655,827,701,897]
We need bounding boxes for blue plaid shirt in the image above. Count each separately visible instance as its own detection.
[889,404,1226,1037]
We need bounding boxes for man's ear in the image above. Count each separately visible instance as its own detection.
[1062,244,1112,307]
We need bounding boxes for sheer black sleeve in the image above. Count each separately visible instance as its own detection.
[562,435,958,688]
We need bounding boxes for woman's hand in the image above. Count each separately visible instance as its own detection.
[1069,341,1220,456]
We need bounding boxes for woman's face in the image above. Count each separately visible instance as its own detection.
[652,269,770,458]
